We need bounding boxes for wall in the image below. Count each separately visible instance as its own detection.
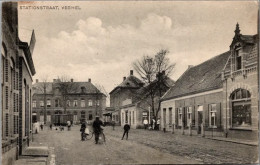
[161,90,223,132]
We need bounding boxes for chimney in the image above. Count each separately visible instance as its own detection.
[53,79,56,82]
[130,70,133,76]
[88,78,91,83]
[71,79,73,82]
[162,71,165,75]
[188,65,193,69]
[36,79,39,83]
[123,77,126,81]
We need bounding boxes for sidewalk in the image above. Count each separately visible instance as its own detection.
[14,137,55,165]
[168,128,258,146]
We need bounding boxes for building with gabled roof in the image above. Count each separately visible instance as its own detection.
[32,78,106,125]
[2,2,37,164]
[160,24,258,141]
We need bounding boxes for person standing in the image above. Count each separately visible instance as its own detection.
[40,123,43,131]
[111,119,115,130]
[80,122,86,141]
[157,118,161,130]
[121,123,130,140]
[143,118,148,129]
[92,116,105,144]
[67,120,71,131]
[49,124,52,130]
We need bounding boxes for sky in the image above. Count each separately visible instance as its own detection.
[18,1,258,98]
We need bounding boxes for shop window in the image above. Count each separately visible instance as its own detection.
[231,89,251,128]
[209,104,217,128]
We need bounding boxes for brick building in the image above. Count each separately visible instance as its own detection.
[160,24,258,141]
[32,79,106,125]
[2,2,36,164]
[107,70,174,128]
[107,70,144,125]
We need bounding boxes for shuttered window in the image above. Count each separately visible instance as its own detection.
[5,86,8,109]
[5,59,8,82]
[13,93,16,112]
[13,115,18,134]
[5,113,9,136]
[16,71,18,90]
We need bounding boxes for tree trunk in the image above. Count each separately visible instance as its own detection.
[44,87,47,124]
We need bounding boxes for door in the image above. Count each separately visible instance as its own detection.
[163,108,166,129]
[197,105,203,134]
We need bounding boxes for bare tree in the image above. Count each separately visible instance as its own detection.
[94,84,108,117]
[56,76,77,114]
[133,49,175,127]
[34,77,49,124]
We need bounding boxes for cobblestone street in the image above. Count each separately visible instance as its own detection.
[31,125,258,164]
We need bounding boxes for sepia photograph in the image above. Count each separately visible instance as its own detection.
[1,1,259,164]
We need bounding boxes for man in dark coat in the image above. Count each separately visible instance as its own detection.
[92,116,104,144]
[121,123,130,140]
[80,122,86,141]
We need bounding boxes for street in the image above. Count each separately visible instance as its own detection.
[31,125,258,164]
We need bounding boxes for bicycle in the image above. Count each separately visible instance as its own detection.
[84,129,106,144]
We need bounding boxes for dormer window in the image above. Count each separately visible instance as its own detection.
[81,86,86,93]
[235,47,242,70]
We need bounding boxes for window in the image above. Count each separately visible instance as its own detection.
[81,87,86,93]
[40,101,44,107]
[73,112,78,121]
[13,115,18,134]
[209,104,217,128]
[73,100,78,107]
[88,100,92,106]
[47,99,51,107]
[231,89,251,128]
[33,100,36,108]
[187,107,192,126]
[67,100,70,107]
[55,99,59,107]
[88,111,93,120]
[81,111,85,121]
[178,108,182,126]
[5,58,8,82]
[5,113,9,137]
[5,86,8,109]
[97,100,100,106]
[235,48,242,70]
[47,113,51,122]
[81,99,85,107]
[169,108,173,125]
[122,112,125,124]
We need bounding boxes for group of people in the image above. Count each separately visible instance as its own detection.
[143,117,160,130]
[80,116,131,144]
